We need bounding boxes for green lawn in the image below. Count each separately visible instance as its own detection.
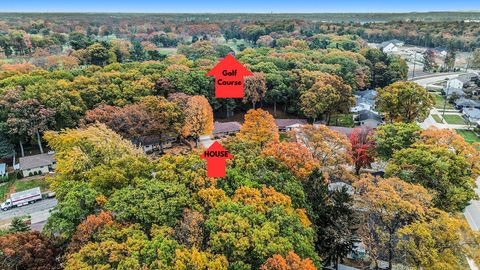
[15,178,49,193]
[431,114,443,123]
[443,114,467,125]
[433,94,454,109]
[329,114,354,127]
[456,130,480,143]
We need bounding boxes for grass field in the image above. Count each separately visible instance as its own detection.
[15,178,49,193]
[456,130,480,143]
[0,182,11,201]
[431,114,443,123]
[443,114,467,125]
[433,94,454,109]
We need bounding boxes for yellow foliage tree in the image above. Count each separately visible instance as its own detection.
[237,109,279,147]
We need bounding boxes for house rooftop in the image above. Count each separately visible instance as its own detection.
[455,98,480,107]
[19,153,55,171]
[213,121,242,134]
[275,119,307,129]
[357,110,382,122]
[464,108,480,119]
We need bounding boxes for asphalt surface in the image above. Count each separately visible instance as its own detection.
[465,177,480,231]
[0,198,57,221]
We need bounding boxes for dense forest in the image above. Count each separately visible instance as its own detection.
[0,13,480,270]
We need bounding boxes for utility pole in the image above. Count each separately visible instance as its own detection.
[443,86,449,118]
[411,52,417,79]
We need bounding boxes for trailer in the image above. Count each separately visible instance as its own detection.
[1,187,42,211]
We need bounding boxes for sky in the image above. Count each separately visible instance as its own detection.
[1,0,480,13]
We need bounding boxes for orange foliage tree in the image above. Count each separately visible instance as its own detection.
[262,141,319,179]
[237,109,279,147]
[181,95,214,146]
[260,251,317,270]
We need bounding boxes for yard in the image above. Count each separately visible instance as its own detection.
[15,178,49,193]
[443,114,467,125]
[431,114,443,123]
[433,94,454,110]
[456,130,480,144]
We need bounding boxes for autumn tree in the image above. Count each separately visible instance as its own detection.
[237,109,279,147]
[376,81,434,123]
[260,252,317,270]
[349,127,375,175]
[295,125,352,180]
[68,211,114,253]
[174,209,205,249]
[0,231,61,270]
[416,127,480,177]
[244,72,267,109]
[422,49,437,72]
[181,95,214,147]
[262,141,319,179]
[385,145,476,212]
[374,122,421,160]
[300,73,354,123]
[0,88,55,155]
[353,176,432,270]
[397,208,479,269]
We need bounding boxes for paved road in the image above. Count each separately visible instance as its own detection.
[0,198,57,221]
[465,178,480,231]
[410,73,462,87]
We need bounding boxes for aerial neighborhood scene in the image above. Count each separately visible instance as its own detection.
[1,0,480,269]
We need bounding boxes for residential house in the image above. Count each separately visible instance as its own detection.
[212,121,242,138]
[351,90,377,113]
[134,135,176,153]
[378,40,404,53]
[19,153,56,177]
[0,163,7,178]
[454,98,480,110]
[445,74,480,98]
[275,119,307,132]
[353,110,383,128]
[463,108,480,123]
[434,47,448,57]
[382,43,398,53]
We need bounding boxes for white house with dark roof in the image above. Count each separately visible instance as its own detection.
[353,110,383,128]
[19,153,56,177]
[463,108,480,123]
[275,119,308,132]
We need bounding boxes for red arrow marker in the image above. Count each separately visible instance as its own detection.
[205,54,253,98]
[200,141,233,178]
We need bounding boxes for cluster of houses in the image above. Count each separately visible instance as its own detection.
[351,90,384,128]
[444,73,480,125]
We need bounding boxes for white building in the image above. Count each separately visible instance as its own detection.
[19,153,56,177]
[382,43,398,53]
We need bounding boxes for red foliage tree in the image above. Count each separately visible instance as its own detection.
[260,252,317,270]
[349,127,375,175]
[0,231,61,270]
